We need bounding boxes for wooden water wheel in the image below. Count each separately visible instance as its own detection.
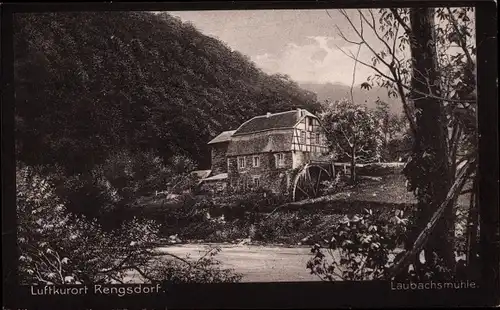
[292,163,334,201]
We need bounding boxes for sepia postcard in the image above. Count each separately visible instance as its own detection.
[1,1,498,309]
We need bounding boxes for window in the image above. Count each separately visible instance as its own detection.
[253,176,260,188]
[300,131,306,144]
[253,156,260,167]
[275,153,285,168]
[315,132,320,145]
[238,156,246,169]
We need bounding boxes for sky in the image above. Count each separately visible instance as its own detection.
[168,9,387,86]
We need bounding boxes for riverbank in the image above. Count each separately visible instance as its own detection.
[124,243,328,283]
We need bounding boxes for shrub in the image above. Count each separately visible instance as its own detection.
[321,172,346,195]
[17,164,241,284]
[53,150,201,230]
[306,208,410,281]
[306,206,465,282]
[356,163,404,177]
[144,246,242,283]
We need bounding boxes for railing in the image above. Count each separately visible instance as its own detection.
[306,161,406,175]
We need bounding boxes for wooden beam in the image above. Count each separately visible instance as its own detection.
[296,184,309,198]
[315,169,323,196]
[386,158,476,279]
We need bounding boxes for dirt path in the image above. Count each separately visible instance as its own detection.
[125,243,329,282]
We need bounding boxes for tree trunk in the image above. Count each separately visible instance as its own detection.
[350,145,356,184]
[388,159,474,279]
[408,8,455,273]
[465,176,479,278]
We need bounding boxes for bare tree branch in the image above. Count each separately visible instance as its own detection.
[359,9,397,68]
[339,9,393,70]
[351,44,362,104]
[334,45,474,104]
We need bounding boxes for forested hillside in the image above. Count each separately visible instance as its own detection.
[14,11,320,171]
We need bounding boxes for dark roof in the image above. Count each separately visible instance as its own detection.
[227,132,293,156]
[233,109,315,136]
[207,130,236,145]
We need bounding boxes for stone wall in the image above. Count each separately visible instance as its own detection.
[211,143,228,175]
[227,151,294,194]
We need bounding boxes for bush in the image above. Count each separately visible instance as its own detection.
[306,208,410,281]
[321,172,346,195]
[52,150,201,230]
[141,191,291,242]
[356,163,404,177]
[251,212,321,243]
[144,246,242,283]
[17,164,241,284]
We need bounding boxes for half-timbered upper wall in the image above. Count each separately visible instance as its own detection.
[291,116,328,153]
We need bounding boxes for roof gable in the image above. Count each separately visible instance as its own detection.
[208,130,236,145]
[233,109,316,136]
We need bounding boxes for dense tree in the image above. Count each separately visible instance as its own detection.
[14,11,320,173]
[320,99,383,183]
[372,99,409,161]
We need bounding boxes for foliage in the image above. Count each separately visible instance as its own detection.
[14,11,320,173]
[333,7,478,279]
[140,246,242,283]
[335,8,476,165]
[53,150,198,228]
[320,172,346,195]
[320,99,383,182]
[371,99,411,161]
[17,165,241,285]
[210,190,290,214]
[14,11,321,237]
[252,212,324,243]
[320,99,383,163]
[306,208,412,281]
[152,190,290,240]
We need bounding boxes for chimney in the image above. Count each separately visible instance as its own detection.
[266,112,272,118]
[297,108,303,117]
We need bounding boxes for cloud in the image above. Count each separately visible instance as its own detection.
[252,36,374,85]
[311,49,328,62]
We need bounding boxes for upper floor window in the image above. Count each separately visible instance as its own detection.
[275,153,285,168]
[315,132,320,145]
[253,155,260,167]
[300,131,306,144]
[238,156,246,169]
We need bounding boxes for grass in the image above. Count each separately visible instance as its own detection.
[335,174,416,204]
[296,172,469,208]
